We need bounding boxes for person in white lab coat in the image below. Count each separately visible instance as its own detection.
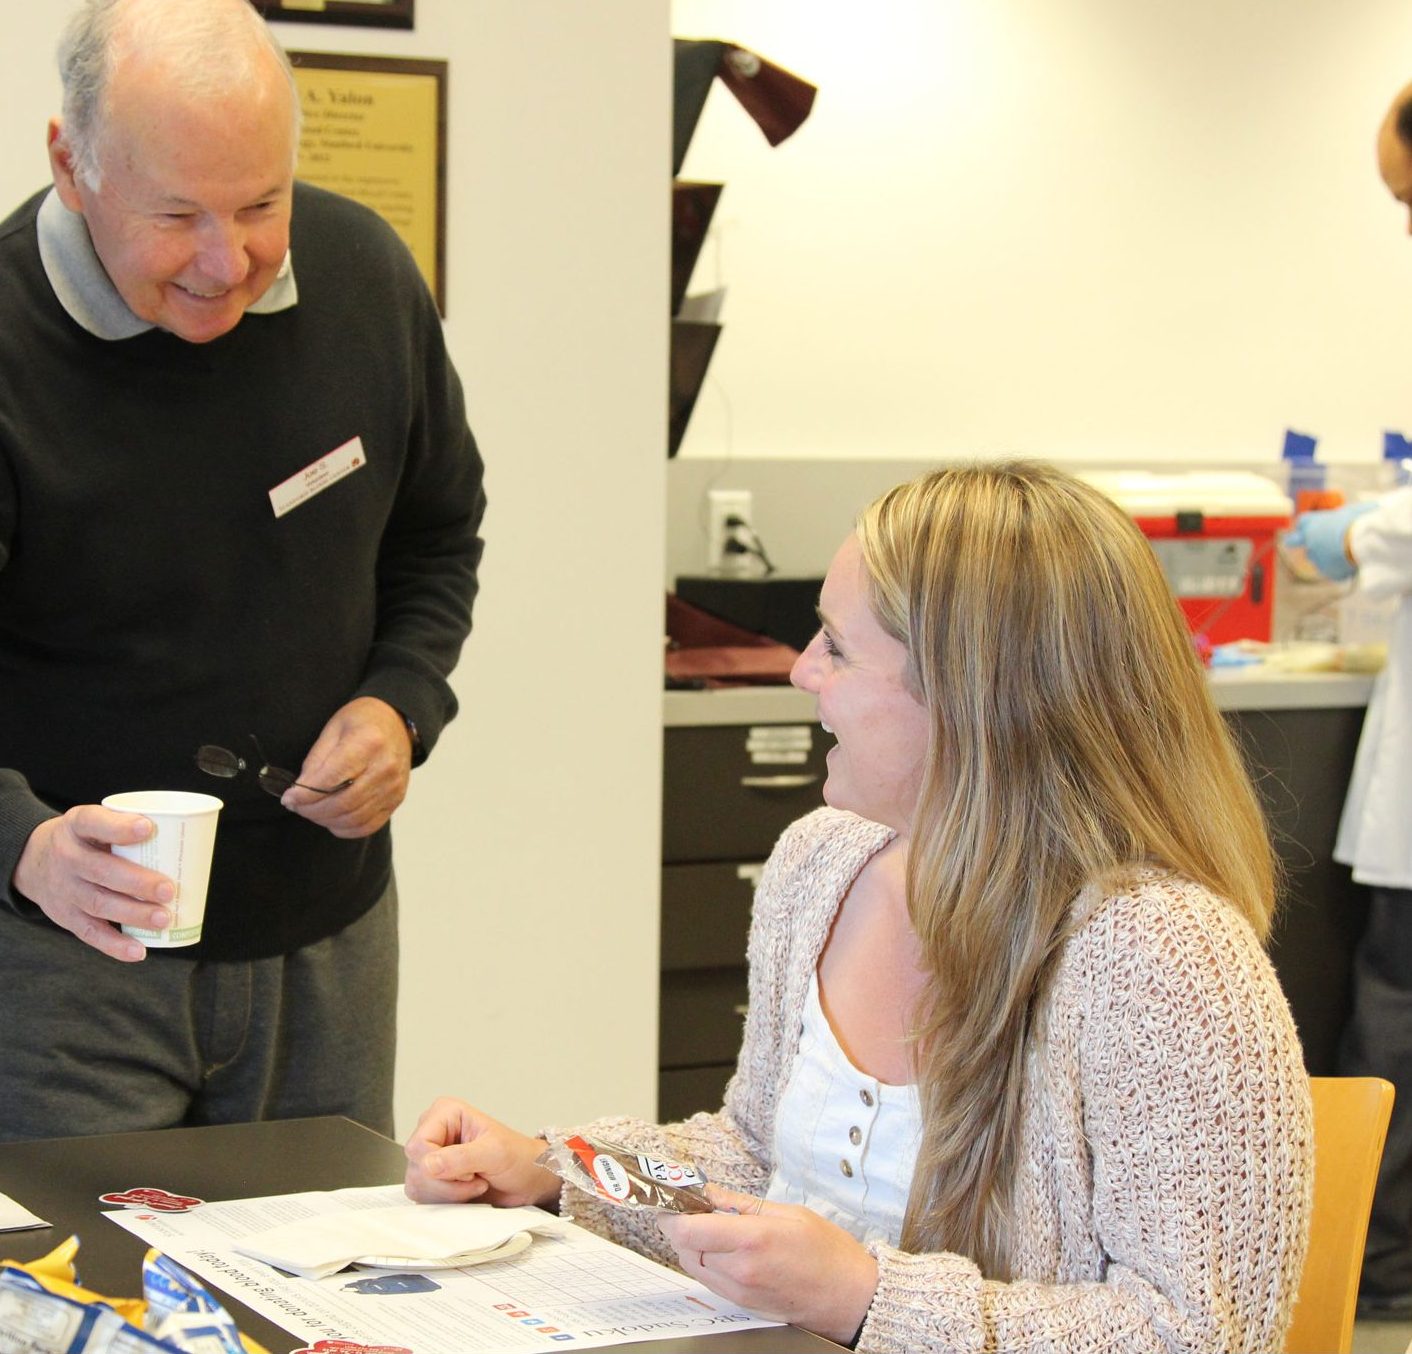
[1286,81,1412,1318]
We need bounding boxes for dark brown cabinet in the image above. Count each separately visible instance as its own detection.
[659,721,828,1120]
[1225,705,1370,1075]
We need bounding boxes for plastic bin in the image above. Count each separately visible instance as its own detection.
[1080,470,1293,645]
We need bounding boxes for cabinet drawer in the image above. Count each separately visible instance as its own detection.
[661,862,758,971]
[658,1065,733,1122]
[663,724,828,863]
[659,968,749,1067]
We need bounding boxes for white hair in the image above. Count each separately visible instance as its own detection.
[57,0,301,188]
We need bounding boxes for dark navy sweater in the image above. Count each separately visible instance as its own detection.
[0,182,485,958]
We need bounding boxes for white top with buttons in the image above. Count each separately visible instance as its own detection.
[764,970,921,1246]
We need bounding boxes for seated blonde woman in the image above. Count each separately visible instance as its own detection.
[405,461,1312,1354]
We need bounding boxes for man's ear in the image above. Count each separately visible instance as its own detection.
[47,118,85,211]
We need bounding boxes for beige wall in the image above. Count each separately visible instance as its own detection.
[0,1,670,1138]
[671,0,1412,469]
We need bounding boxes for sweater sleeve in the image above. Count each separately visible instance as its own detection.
[0,417,54,911]
[547,1105,772,1268]
[548,810,867,1265]
[855,880,1313,1354]
[352,249,486,759]
[0,769,58,916]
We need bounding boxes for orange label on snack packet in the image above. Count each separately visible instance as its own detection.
[564,1135,630,1199]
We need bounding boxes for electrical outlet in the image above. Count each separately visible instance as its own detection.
[707,488,753,573]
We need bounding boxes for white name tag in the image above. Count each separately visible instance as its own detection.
[268,437,366,518]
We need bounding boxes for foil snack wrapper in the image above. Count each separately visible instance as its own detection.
[538,1133,713,1214]
[0,1238,260,1354]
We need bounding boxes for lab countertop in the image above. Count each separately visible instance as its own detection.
[663,668,1376,727]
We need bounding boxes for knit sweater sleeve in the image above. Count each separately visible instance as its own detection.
[345,218,486,759]
[549,809,875,1266]
[857,876,1313,1354]
[0,769,58,916]
[545,1105,768,1269]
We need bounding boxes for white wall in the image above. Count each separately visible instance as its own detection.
[671,0,1412,469]
[0,1,670,1139]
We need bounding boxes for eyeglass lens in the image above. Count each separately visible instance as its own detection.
[195,745,244,779]
[195,740,352,797]
[256,765,297,795]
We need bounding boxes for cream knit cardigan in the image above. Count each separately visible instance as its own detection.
[560,808,1313,1353]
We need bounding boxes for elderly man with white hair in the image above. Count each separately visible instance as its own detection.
[0,0,486,1141]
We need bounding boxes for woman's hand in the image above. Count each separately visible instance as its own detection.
[403,1097,561,1208]
[656,1183,879,1345]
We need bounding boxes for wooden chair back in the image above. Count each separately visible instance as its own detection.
[1284,1075,1394,1354]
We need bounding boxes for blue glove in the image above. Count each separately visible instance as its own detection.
[1285,501,1377,581]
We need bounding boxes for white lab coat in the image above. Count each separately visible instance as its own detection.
[1335,486,1412,888]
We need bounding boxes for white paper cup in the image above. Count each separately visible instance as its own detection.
[101,790,223,948]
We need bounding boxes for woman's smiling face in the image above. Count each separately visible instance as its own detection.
[791,534,930,836]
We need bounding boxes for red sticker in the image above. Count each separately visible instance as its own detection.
[98,1187,204,1212]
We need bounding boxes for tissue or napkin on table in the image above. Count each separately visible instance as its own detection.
[233,1203,561,1280]
[0,1190,47,1232]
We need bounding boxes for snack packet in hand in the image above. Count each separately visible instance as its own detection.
[538,1133,713,1214]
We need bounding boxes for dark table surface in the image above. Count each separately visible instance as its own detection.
[0,1116,837,1352]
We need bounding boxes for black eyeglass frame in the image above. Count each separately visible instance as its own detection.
[196,736,353,797]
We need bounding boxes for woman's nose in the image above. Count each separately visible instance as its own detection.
[791,634,822,691]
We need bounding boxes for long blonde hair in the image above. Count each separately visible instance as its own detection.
[856,461,1275,1276]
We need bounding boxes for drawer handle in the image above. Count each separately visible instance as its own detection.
[739,773,819,790]
[733,1004,749,1017]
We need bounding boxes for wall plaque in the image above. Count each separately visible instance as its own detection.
[258,0,414,30]
[289,51,447,312]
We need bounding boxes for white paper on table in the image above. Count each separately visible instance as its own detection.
[234,1202,562,1279]
[106,1185,781,1354]
[0,1192,47,1232]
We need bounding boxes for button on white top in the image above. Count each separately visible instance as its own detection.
[765,972,921,1245]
